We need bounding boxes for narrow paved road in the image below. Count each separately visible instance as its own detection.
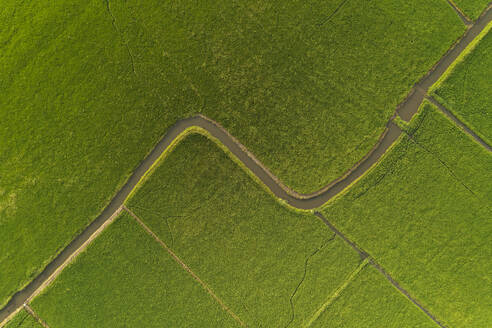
[1,6,491,326]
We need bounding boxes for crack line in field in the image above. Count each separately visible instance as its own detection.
[105,0,137,75]
[317,0,350,27]
[123,206,247,327]
[402,129,490,210]
[284,232,336,328]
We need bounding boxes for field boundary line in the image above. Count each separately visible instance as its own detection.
[427,96,491,151]
[446,0,473,25]
[26,206,123,304]
[314,212,448,328]
[123,206,246,327]
[23,304,50,328]
[303,258,369,327]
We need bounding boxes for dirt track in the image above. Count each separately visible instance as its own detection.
[1,5,491,326]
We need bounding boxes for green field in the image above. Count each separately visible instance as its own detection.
[125,134,363,327]
[4,310,41,328]
[0,0,176,307]
[22,130,455,327]
[432,26,492,145]
[321,103,492,328]
[311,266,436,328]
[0,0,466,307]
[32,212,239,327]
[452,0,490,20]
[111,0,464,192]
[28,132,366,327]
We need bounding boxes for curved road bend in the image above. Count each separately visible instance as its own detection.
[1,6,492,326]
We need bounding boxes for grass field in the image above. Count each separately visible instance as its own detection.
[0,0,467,310]
[311,265,436,328]
[125,134,362,327]
[321,103,492,327]
[0,0,178,307]
[31,212,240,327]
[452,0,490,20]
[111,0,464,192]
[432,26,492,145]
[4,310,41,328]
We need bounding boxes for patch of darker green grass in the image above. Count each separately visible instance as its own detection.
[321,103,492,327]
[127,134,362,327]
[432,27,492,145]
[31,212,239,328]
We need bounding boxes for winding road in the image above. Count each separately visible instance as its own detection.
[1,5,491,326]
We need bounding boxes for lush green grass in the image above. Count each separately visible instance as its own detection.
[451,0,489,20]
[4,310,42,328]
[311,265,437,328]
[321,103,492,327]
[126,134,362,327]
[432,27,492,145]
[31,212,239,327]
[0,0,464,307]
[111,0,464,192]
[0,0,177,307]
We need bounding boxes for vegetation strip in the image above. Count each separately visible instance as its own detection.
[314,212,447,328]
[1,6,491,324]
[123,206,246,327]
[427,97,491,151]
[304,258,369,328]
[22,305,49,328]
